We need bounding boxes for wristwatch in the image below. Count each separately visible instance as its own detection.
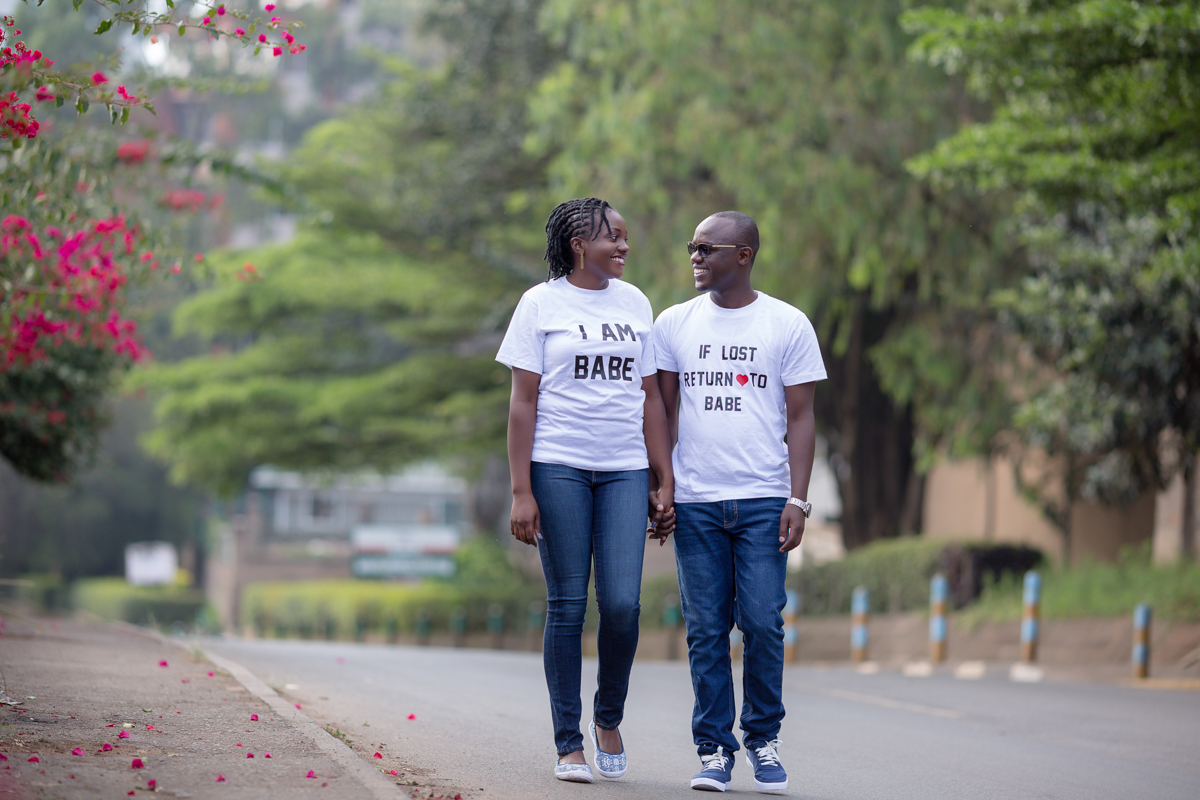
[787,497,812,518]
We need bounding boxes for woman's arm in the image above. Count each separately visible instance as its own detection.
[507,367,542,546]
[643,373,676,543]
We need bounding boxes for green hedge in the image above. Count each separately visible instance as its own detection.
[73,577,208,627]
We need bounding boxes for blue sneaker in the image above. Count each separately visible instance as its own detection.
[589,720,627,778]
[745,739,788,792]
[691,746,733,792]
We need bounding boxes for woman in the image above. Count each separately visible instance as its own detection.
[496,198,675,783]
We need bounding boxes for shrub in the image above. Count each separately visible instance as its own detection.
[72,577,207,627]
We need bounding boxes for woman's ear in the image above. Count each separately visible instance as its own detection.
[570,236,586,255]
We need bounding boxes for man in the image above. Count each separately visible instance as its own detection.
[653,211,826,792]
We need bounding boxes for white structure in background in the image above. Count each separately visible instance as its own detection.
[351,525,461,578]
[125,542,179,586]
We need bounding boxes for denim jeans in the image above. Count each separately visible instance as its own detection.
[530,461,649,756]
[674,497,789,755]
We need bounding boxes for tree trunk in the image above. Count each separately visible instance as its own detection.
[816,299,919,551]
[1182,458,1197,562]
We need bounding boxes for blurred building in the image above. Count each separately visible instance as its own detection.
[206,463,466,632]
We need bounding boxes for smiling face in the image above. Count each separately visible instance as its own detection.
[690,215,752,296]
[569,208,629,288]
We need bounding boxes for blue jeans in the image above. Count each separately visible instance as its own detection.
[531,461,649,757]
[674,498,789,755]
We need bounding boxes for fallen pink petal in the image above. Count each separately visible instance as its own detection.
[71,747,84,756]
[407,713,416,720]
[106,724,115,728]
[146,725,155,730]
[247,752,254,758]
[264,752,272,758]
[158,660,168,668]
[250,714,258,721]
[373,752,382,759]
[216,773,227,782]
[131,758,144,769]
[207,672,214,677]
[101,743,113,752]
[235,743,242,747]
[27,756,39,763]
[305,770,317,779]
[294,704,301,709]
[181,679,190,684]
[119,730,130,739]
[389,770,398,776]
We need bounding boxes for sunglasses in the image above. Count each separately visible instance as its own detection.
[687,241,750,258]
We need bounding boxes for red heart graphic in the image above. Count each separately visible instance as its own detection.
[735,374,749,386]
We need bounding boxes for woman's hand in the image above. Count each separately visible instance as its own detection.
[647,480,676,545]
[510,490,542,547]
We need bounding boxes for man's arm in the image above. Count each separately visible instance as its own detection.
[657,370,681,447]
[779,381,817,552]
[642,374,676,543]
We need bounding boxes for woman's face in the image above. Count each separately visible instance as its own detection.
[570,209,629,285]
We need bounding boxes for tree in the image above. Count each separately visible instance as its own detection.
[905,0,1200,559]
[528,0,1012,547]
[134,0,562,508]
[1,0,308,482]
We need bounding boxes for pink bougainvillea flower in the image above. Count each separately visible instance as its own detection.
[272,46,283,56]
[264,752,272,758]
[258,34,267,42]
[246,752,254,758]
[216,5,226,15]
[250,714,258,721]
[0,754,7,761]
[131,758,144,768]
[305,770,317,779]
[216,773,227,782]
[407,713,416,720]
[389,770,398,776]
[119,730,130,739]
[265,3,275,9]
[101,743,113,752]
[71,747,85,756]
[235,28,245,35]
[92,71,108,85]
[158,660,169,668]
[146,725,155,731]
[206,671,214,677]
[202,16,211,25]
[147,780,156,789]
[235,743,242,747]
[294,704,301,710]
[27,756,39,763]
[34,86,53,102]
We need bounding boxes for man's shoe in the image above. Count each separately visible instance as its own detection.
[589,720,627,778]
[554,759,594,783]
[691,746,733,792]
[745,739,788,792]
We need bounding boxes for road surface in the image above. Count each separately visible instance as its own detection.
[207,638,1200,799]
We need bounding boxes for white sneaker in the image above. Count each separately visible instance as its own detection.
[554,760,594,783]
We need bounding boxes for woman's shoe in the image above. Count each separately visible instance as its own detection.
[554,759,594,783]
[589,720,627,778]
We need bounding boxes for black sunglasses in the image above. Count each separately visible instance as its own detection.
[687,241,751,258]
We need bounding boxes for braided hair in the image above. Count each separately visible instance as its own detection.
[543,198,614,280]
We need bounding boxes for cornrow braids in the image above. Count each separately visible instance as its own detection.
[543,198,614,280]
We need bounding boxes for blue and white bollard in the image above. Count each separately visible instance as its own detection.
[783,589,799,663]
[851,586,869,663]
[930,573,948,663]
[1133,603,1152,679]
[1021,571,1041,663]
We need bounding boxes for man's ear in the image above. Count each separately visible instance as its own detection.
[738,247,754,267]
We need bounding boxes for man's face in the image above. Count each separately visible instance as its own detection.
[690,216,749,294]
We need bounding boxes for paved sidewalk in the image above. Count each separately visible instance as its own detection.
[0,617,409,800]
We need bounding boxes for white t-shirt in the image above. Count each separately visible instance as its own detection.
[653,292,826,502]
[496,277,656,471]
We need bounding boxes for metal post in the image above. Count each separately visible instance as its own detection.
[783,589,799,663]
[930,573,948,663]
[664,599,682,661]
[1020,571,1041,663]
[1133,604,1151,679]
[527,600,544,652]
[488,603,504,650]
[452,607,467,648]
[851,586,869,663]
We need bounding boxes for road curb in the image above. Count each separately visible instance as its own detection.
[132,624,409,800]
[202,648,410,800]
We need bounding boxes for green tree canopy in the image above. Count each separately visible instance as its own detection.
[905,0,1200,557]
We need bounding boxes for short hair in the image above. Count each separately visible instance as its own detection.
[543,198,614,280]
[709,211,759,263]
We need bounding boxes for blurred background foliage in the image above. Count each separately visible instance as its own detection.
[2,0,1198,617]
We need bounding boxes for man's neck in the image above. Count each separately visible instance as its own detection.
[708,285,757,309]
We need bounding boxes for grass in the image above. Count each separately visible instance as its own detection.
[961,549,1200,625]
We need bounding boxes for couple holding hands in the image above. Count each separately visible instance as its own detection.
[497,198,826,792]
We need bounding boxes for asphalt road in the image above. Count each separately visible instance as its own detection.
[206,638,1200,800]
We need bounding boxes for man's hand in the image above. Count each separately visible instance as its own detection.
[510,492,541,547]
[778,504,806,552]
[647,486,676,545]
